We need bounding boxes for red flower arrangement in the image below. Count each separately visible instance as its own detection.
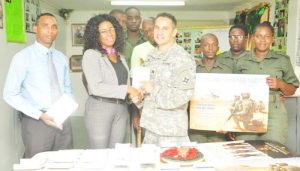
[161,147,200,160]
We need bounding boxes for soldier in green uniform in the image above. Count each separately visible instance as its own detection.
[124,7,147,69]
[189,33,232,143]
[196,33,233,73]
[123,7,147,144]
[235,22,299,144]
[218,24,248,71]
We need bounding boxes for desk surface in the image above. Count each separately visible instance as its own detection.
[13,141,300,171]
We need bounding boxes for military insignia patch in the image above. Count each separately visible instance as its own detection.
[183,77,190,84]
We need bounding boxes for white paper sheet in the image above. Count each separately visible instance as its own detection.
[13,158,47,170]
[111,143,131,167]
[131,66,150,89]
[46,94,79,125]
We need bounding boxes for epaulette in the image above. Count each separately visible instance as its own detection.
[217,51,229,58]
[273,51,290,59]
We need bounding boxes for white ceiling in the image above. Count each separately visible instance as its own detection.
[44,0,262,11]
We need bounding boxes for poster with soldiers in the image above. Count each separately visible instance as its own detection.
[190,73,269,133]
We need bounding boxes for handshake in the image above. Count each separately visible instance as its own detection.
[127,80,154,104]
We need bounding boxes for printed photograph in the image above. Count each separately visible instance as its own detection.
[190,73,269,133]
[24,0,41,32]
[69,55,83,72]
[72,24,86,46]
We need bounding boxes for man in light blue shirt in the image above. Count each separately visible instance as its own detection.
[3,13,73,158]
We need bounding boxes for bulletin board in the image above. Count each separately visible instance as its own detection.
[24,0,41,33]
[176,27,230,59]
[272,0,289,53]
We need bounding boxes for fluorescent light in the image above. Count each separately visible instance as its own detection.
[111,0,185,6]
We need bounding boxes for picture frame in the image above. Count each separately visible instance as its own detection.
[69,55,83,72]
[24,0,41,33]
[0,0,3,28]
[71,23,86,46]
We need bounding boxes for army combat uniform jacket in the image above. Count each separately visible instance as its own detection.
[140,43,196,137]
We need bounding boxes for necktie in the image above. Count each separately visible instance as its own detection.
[48,51,62,104]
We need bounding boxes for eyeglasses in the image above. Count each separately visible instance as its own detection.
[99,27,115,35]
[229,35,245,40]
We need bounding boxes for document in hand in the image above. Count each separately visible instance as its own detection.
[131,66,150,89]
[46,94,79,125]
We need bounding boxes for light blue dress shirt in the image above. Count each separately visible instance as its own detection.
[3,41,73,120]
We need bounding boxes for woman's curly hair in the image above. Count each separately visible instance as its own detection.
[83,14,124,54]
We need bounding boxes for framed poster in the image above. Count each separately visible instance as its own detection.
[0,0,3,28]
[190,73,269,133]
[69,55,83,72]
[24,0,41,33]
[71,23,85,46]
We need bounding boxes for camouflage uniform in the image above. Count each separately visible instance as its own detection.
[189,56,233,143]
[235,50,299,144]
[232,93,255,130]
[140,43,196,146]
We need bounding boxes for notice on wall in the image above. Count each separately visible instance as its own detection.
[4,0,26,43]
[190,73,269,133]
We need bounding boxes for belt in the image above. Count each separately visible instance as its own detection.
[92,95,126,104]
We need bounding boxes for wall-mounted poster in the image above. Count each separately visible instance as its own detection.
[272,0,289,52]
[24,0,41,33]
[0,0,3,28]
[176,27,230,59]
[190,73,269,133]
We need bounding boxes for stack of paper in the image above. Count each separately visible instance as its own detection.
[138,144,159,168]
[111,143,131,167]
[78,149,108,169]
[13,158,46,171]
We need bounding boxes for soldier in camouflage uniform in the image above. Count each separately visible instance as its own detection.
[235,22,299,144]
[137,13,196,146]
[189,33,232,143]
[232,93,255,130]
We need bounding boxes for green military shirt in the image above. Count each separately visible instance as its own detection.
[217,50,248,72]
[196,57,233,73]
[235,50,299,94]
[123,31,147,69]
